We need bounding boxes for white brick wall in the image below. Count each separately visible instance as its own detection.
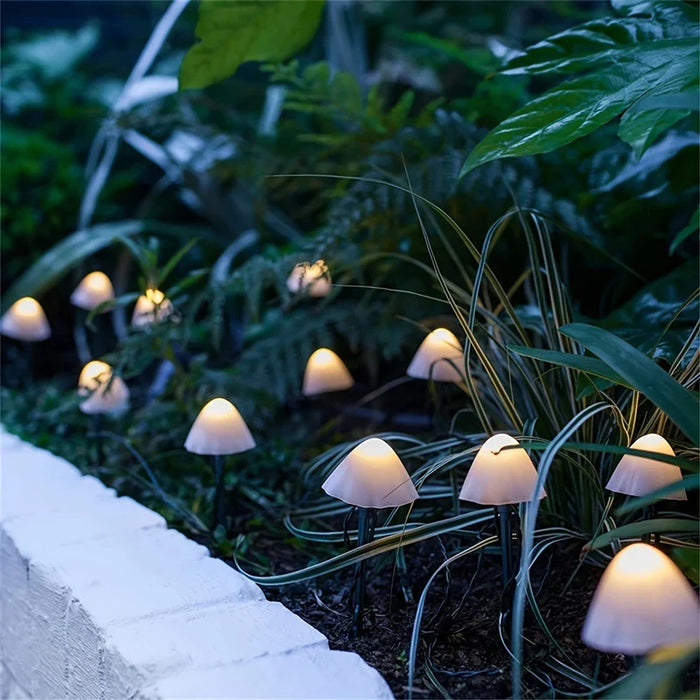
[0,428,393,699]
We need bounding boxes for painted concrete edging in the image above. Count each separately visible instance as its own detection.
[0,428,393,699]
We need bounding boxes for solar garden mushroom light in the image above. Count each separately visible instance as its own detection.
[78,360,130,465]
[1,297,52,382]
[286,259,332,298]
[582,542,699,655]
[71,271,116,361]
[0,297,51,342]
[322,437,419,635]
[302,348,354,396]
[606,434,686,543]
[132,288,175,327]
[184,398,256,529]
[459,434,546,600]
[71,271,115,311]
[406,327,464,384]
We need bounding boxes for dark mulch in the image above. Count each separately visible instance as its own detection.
[241,535,629,699]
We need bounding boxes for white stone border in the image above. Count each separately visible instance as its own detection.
[0,428,393,699]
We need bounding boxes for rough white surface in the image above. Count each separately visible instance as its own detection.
[0,428,393,699]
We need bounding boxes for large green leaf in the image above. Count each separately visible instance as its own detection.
[460,38,698,176]
[559,323,700,445]
[503,1,698,75]
[179,0,325,90]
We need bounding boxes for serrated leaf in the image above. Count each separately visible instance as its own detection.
[559,323,700,445]
[460,38,698,177]
[504,1,698,75]
[179,0,325,91]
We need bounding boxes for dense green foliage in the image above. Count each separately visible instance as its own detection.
[1,1,698,698]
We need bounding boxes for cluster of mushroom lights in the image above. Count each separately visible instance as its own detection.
[5,264,697,659]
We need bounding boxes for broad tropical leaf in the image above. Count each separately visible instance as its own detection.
[460,0,699,176]
[179,0,325,90]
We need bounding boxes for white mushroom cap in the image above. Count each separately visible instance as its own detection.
[70,271,115,311]
[184,398,256,456]
[0,297,51,341]
[406,328,464,383]
[322,437,419,509]
[459,433,546,506]
[132,289,175,327]
[582,542,700,654]
[286,260,331,297]
[302,348,354,396]
[78,360,129,415]
[606,434,686,500]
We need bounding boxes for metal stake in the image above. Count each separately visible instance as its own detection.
[212,454,227,529]
[352,507,376,636]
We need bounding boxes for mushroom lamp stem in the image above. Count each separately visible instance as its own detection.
[352,507,377,637]
[213,454,227,529]
[495,505,514,602]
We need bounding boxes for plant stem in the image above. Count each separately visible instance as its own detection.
[642,504,658,545]
[212,454,227,530]
[352,507,376,637]
[94,414,104,466]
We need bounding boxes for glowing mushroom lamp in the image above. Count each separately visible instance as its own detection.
[407,328,464,384]
[70,271,116,362]
[184,398,256,528]
[607,434,686,543]
[71,271,115,311]
[582,543,699,655]
[460,434,545,600]
[322,437,418,634]
[0,297,51,342]
[78,360,130,465]
[132,288,175,327]
[286,260,331,298]
[0,297,51,383]
[302,348,354,396]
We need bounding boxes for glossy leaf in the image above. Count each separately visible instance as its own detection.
[460,38,698,176]
[559,323,700,445]
[670,206,700,254]
[179,0,325,90]
[503,1,698,76]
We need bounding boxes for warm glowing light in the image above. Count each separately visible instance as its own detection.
[302,348,354,396]
[606,434,686,500]
[322,437,419,509]
[406,328,464,383]
[78,360,112,392]
[582,543,699,654]
[77,360,129,415]
[459,433,546,505]
[184,397,256,455]
[132,288,174,327]
[70,271,115,311]
[286,260,331,297]
[0,297,51,341]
